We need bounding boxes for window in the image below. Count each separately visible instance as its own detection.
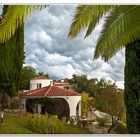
[37,83,42,89]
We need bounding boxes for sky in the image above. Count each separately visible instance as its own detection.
[0,5,125,88]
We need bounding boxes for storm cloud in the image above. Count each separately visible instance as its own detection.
[24,5,125,88]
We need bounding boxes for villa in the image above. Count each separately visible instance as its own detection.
[20,76,81,119]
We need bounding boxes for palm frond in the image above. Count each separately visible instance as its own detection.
[0,5,47,43]
[68,5,113,38]
[68,5,93,38]
[85,5,114,38]
[94,5,140,60]
[95,22,140,61]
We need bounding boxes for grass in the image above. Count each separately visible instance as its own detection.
[0,114,33,134]
[0,114,90,134]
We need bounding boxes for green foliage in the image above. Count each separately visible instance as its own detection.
[68,5,140,61]
[0,6,24,98]
[71,74,125,126]
[95,84,125,118]
[19,66,50,90]
[71,74,124,120]
[19,66,37,90]
[70,74,98,96]
[94,6,140,61]
[10,82,18,97]
[0,5,47,43]
[70,74,89,93]
[96,115,110,126]
[70,74,113,98]
[68,5,113,38]
[27,115,89,134]
[81,92,92,116]
[0,114,33,134]
[27,116,50,133]
[124,41,140,133]
[0,114,90,134]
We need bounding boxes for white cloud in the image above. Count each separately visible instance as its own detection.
[48,64,75,79]
[24,5,125,88]
[46,53,72,65]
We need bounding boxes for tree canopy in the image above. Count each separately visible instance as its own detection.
[19,66,49,90]
[95,84,125,119]
[70,74,98,96]
[19,66,37,90]
[70,74,113,97]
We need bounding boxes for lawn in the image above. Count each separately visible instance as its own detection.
[0,114,33,134]
[0,114,90,134]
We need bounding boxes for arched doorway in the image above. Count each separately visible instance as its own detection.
[26,97,70,121]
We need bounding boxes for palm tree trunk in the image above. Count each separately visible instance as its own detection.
[124,41,140,133]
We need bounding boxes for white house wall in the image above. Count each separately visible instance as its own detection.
[30,79,53,90]
[48,96,81,117]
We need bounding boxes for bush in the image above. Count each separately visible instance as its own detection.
[27,115,70,134]
[26,114,90,134]
[96,115,110,126]
[27,115,53,134]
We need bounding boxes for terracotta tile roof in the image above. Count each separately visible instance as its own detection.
[31,76,50,80]
[21,85,81,97]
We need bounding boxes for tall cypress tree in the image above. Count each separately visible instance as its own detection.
[0,6,24,105]
[124,41,140,133]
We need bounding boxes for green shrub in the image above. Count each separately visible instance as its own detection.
[27,115,66,134]
[26,115,89,134]
[96,115,110,126]
[27,115,50,133]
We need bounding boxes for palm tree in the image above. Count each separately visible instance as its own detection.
[68,5,140,133]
